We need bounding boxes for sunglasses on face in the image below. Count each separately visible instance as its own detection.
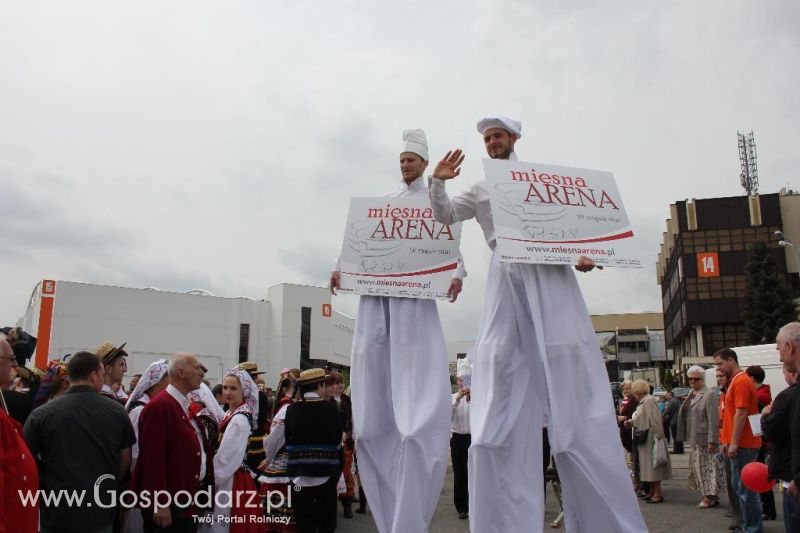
[687,377,702,381]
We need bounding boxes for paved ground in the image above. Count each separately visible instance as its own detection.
[337,451,787,532]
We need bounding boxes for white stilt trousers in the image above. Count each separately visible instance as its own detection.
[351,296,451,533]
[468,253,648,533]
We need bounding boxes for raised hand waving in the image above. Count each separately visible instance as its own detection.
[433,149,465,181]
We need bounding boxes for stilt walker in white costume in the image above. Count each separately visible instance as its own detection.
[429,117,648,533]
[330,129,465,533]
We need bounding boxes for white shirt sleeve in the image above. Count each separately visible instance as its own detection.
[263,424,285,464]
[263,404,289,463]
[451,393,462,422]
[213,414,251,486]
[129,405,143,471]
[429,178,479,225]
[450,393,470,434]
[454,253,467,280]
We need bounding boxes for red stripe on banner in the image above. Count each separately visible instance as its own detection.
[343,262,457,278]
[500,230,634,245]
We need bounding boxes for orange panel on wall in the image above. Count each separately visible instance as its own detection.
[697,252,720,278]
[35,280,56,369]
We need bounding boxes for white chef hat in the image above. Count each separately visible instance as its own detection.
[476,116,522,139]
[401,129,429,161]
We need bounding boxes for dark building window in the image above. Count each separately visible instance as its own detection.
[238,324,250,364]
[618,341,648,354]
[301,306,311,364]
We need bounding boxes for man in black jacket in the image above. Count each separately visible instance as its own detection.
[776,322,800,533]
[663,391,684,453]
[761,364,797,532]
[285,368,343,533]
[24,351,136,533]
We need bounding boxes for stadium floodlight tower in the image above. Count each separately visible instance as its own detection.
[738,130,759,196]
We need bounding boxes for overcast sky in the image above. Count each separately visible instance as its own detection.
[1,1,798,342]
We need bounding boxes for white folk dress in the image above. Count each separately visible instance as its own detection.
[126,393,150,533]
[429,153,648,533]
[339,176,461,533]
[200,409,251,533]
[128,393,150,471]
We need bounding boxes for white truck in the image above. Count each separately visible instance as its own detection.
[704,343,787,397]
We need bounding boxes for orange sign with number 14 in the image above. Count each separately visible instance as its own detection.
[697,252,720,278]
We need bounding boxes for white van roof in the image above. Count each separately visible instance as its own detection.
[731,343,779,367]
[732,343,785,397]
[700,344,787,398]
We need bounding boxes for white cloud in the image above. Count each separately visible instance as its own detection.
[1,1,797,342]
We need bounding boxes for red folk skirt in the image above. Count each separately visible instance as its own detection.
[338,449,355,499]
[230,469,266,533]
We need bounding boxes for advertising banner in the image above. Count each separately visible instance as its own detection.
[337,197,462,299]
[483,159,642,267]
[648,330,667,361]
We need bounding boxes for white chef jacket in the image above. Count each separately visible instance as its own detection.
[428,152,520,250]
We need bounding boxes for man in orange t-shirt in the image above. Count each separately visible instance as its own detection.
[714,347,763,533]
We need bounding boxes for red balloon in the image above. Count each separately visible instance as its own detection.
[741,462,776,493]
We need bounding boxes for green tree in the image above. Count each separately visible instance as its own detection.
[743,241,798,343]
[662,369,674,391]
[655,362,665,386]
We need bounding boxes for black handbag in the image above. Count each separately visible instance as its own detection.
[632,428,649,446]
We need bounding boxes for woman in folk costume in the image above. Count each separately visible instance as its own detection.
[201,368,265,533]
[189,382,226,452]
[329,129,463,533]
[272,369,300,416]
[328,371,355,518]
[126,360,169,469]
[430,117,647,533]
[124,359,168,533]
[260,375,299,532]
[32,358,69,408]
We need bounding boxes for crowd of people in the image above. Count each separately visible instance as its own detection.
[4,309,800,533]
[4,113,800,533]
[0,334,362,533]
[616,321,800,533]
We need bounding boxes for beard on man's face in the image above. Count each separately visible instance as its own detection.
[488,146,512,160]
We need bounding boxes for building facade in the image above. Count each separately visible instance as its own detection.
[18,280,354,385]
[446,312,665,383]
[656,193,800,369]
